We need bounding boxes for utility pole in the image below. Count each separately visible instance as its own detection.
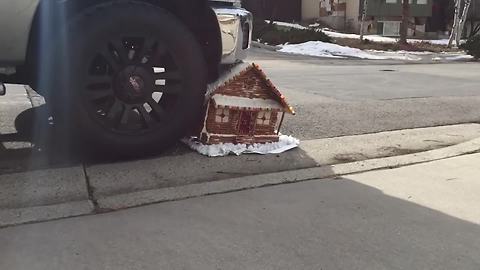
[360,0,369,41]
[399,0,410,45]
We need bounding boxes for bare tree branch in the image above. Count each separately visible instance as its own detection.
[457,0,472,45]
[360,0,369,41]
[448,0,462,47]
[399,0,410,45]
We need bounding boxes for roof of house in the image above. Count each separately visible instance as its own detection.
[207,63,295,115]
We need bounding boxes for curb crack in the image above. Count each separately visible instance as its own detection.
[82,164,99,212]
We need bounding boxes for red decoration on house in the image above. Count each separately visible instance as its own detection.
[198,63,295,145]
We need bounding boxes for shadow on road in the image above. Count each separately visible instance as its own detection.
[0,104,199,175]
[0,105,78,174]
[1,169,479,269]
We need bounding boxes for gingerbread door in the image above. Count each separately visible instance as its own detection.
[238,111,255,135]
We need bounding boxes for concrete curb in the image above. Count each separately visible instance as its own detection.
[0,200,94,228]
[96,137,480,211]
[251,41,281,51]
[0,165,93,228]
[2,133,480,228]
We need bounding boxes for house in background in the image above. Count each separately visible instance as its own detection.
[426,0,479,37]
[243,0,434,37]
[425,0,450,35]
[304,0,348,31]
[242,0,302,22]
[467,0,480,36]
[303,0,433,36]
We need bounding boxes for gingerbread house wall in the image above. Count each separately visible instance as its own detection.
[253,111,279,135]
[201,102,281,145]
[205,102,241,135]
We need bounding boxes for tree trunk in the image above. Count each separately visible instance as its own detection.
[456,0,472,46]
[469,20,474,37]
[472,22,480,37]
[360,0,369,41]
[448,0,462,47]
[399,0,410,45]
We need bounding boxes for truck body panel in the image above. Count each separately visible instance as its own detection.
[0,0,250,68]
[0,0,39,65]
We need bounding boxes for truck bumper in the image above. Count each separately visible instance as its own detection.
[212,7,252,64]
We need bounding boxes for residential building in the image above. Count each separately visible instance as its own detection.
[243,0,436,36]
[304,0,433,36]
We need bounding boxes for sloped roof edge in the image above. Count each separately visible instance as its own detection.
[206,62,295,115]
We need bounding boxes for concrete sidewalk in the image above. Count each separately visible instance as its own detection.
[1,153,479,270]
[2,124,480,227]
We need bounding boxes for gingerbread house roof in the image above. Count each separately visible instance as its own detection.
[206,63,295,115]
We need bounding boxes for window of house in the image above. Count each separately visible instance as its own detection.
[382,21,401,36]
[215,108,230,123]
[416,0,427,4]
[385,0,397,3]
[256,111,272,125]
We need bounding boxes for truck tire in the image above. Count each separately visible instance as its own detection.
[51,2,207,156]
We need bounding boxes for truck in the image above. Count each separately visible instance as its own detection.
[0,0,252,155]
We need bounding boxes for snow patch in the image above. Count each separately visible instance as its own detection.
[444,54,474,61]
[431,53,473,61]
[279,41,423,60]
[182,135,300,157]
[319,29,458,45]
[267,20,308,30]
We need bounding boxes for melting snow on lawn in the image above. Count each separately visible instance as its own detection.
[279,41,423,60]
[267,20,308,30]
[267,21,456,45]
[321,28,454,45]
[182,135,300,157]
[443,54,474,61]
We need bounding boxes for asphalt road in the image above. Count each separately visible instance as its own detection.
[2,153,480,270]
[0,50,480,172]
[248,48,480,139]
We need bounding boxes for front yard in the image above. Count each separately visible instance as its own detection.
[254,20,473,61]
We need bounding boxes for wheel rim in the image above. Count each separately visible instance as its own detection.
[84,36,184,135]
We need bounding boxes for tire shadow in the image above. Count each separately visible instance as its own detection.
[0,105,78,174]
[0,104,192,175]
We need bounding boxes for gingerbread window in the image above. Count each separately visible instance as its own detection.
[215,108,230,123]
[256,111,271,125]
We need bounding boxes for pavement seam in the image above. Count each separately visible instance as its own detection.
[24,85,35,108]
[82,163,99,212]
[24,85,44,108]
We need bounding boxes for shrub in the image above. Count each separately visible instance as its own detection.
[460,35,480,59]
[252,18,332,45]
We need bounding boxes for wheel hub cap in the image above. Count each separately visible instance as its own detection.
[128,75,144,95]
[115,66,153,103]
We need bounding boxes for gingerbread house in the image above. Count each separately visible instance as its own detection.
[198,63,295,145]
